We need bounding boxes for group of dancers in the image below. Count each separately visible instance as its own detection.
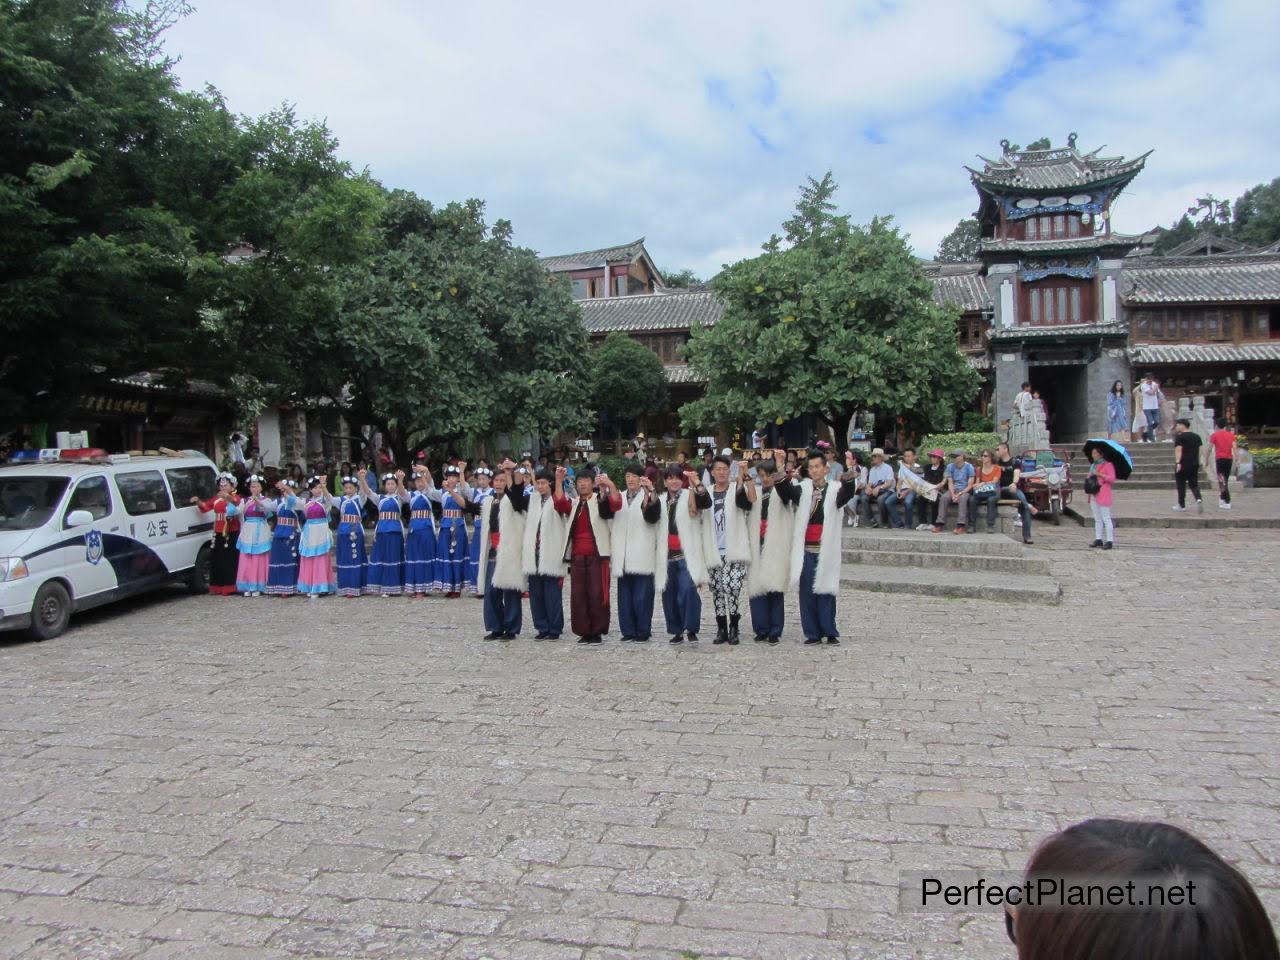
[193,448,861,646]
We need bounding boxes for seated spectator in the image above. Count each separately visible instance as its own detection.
[842,452,868,527]
[917,448,946,530]
[883,447,920,529]
[972,448,1003,535]
[933,449,975,534]
[995,441,1036,544]
[863,448,895,528]
[1008,818,1279,960]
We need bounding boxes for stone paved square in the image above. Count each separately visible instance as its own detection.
[0,521,1277,958]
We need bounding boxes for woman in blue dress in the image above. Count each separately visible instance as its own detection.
[335,471,371,598]
[405,466,439,598]
[433,463,472,597]
[265,479,302,597]
[463,465,493,597]
[364,470,407,597]
[1107,380,1128,440]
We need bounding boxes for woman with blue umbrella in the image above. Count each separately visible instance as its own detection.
[1082,439,1131,550]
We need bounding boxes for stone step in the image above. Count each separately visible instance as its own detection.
[837,528,1025,557]
[839,565,1062,605]
[842,547,1051,576]
[1063,507,1280,530]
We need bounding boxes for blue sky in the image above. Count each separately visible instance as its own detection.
[164,0,1280,277]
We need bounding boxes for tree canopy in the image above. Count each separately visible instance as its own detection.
[589,333,668,438]
[681,174,979,440]
[660,268,702,289]
[935,217,980,262]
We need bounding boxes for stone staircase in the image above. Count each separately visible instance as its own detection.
[839,527,1062,605]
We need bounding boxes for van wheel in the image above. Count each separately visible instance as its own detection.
[29,581,71,641]
[187,545,211,595]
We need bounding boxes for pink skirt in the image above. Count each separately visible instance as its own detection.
[297,554,335,595]
[236,553,269,593]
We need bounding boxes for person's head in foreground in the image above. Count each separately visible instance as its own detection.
[1009,818,1279,960]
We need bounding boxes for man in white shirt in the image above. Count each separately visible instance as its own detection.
[862,449,895,528]
[1140,375,1162,443]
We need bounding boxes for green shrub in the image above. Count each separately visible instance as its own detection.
[593,454,629,487]
[918,432,1002,456]
[960,411,995,433]
[1252,448,1280,469]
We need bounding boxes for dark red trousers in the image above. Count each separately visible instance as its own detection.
[569,554,611,637]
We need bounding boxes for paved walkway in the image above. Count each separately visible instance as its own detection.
[0,522,1277,958]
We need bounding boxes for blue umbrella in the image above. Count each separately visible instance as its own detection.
[1082,438,1133,480]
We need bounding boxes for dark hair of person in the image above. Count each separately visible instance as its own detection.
[1177,418,1191,428]
[1022,381,1031,390]
[980,448,995,461]
[1216,418,1228,429]
[534,468,555,483]
[1014,819,1279,960]
[712,455,732,468]
[1111,380,1125,396]
[756,460,776,476]
[805,448,825,463]
[665,464,685,479]
[902,446,915,456]
[624,462,645,477]
[577,466,597,480]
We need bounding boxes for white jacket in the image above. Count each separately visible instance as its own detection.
[477,493,526,592]
[656,489,720,587]
[788,479,844,596]
[612,488,660,578]
[747,485,795,597]
[558,493,613,562]
[522,492,569,577]
[702,483,752,565]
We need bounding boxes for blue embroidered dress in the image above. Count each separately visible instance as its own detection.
[265,494,302,595]
[434,486,472,594]
[366,492,406,595]
[335,493,369,597]
[404,490,438,594]
[464,486,494,594]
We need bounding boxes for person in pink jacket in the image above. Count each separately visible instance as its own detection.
[1087,449,1117,550]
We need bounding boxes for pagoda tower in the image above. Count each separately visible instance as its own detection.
[969,134,1151,440]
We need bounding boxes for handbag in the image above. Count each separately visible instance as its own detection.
[1083,474,1101,495]
[975,482,998,495]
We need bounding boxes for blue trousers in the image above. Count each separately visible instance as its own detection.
[527,574,564,636]
[661,558,701,636]
[798,551,838,641]
[483,577,522,636]
[749,592,785,638]
[883,489,916,528]
[618,573,655,638]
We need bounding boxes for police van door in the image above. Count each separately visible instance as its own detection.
[61,474,119,605]
[111,469,177,590]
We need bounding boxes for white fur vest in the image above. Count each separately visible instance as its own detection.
[702,484,751,564]
[656,489,721,587]
[559,494,613,563]
[477,493,526,592]
[747,486,795,598]
[523,493,569,577]
[611,489,659,579]
[788,479,843,596]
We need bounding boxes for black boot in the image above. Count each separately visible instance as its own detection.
[1089,539,1103,548]
[728,614,740,645]
[687,632,700,643]
[669,632,684,644]
[713,615,728,644]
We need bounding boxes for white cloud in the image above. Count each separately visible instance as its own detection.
[164,0,1280,274]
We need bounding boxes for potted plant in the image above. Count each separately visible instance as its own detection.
[1251,447,1280,488]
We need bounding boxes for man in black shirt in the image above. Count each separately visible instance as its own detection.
[995,441,1036,544]
[1173,418,1204,513]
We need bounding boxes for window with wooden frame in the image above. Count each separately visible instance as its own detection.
[1024,280,1088,325]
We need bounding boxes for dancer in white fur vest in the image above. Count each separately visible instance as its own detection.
[789,449,859,645]
[704,454,753,645]
[519,469,569,640]
[744,453,798,645]
[552,464,622,645]
[655,464,715,644]
[611,462,663,642]
[468,464,528,640]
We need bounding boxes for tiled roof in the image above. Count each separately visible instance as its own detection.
[1122,254,1280,304]
[579,289,723,334]
[114,372,225,397]
[664,363,705,385]
[1128,342,1280,365]
[989,321,1128,342]
[967,141,1151,192]
[979,233,1144,254]
[540,238,648,273]
[1160,234,1253,258]
[922,263,991,312]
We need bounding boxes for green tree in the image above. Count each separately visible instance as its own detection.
[935,217,980,262]
[661,268,701,288]
[589,333,668,440]
[1232,176,1280,247]
[681,176,979,439]
[1152,214,1198,254]
[305,191,590,460]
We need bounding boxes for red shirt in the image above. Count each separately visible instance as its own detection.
[197,494,241,534]
[555,492,622,557]
[1209,429,1235,461]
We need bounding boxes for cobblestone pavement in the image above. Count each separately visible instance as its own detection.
[1102,484,1280,522]
[1,522,1277,959]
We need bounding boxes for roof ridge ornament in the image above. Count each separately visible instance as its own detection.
[1067,132,1078,149]
[1000,139,1011,155]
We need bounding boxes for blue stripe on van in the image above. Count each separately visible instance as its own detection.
[23,533,171,586]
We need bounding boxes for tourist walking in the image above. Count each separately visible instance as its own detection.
[235,475,273,596]
[189,472,240,596]
[1085,448,1116,549]
[1206,418,1237,509]
[1139,374,1162,442]
[1172,418,1204,513]
[1106,380,1128,440]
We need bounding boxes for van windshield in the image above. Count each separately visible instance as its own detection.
[0,477,70,531]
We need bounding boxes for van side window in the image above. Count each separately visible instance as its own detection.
[166,466,216,505]
[65,476,113,527]
[114,471,172,516]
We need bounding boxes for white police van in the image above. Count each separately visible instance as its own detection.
[0,451,220,640]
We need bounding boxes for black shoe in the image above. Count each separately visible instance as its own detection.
[713,615,728,644]
[483,632,500,641]
[687,633,700,643]
[669,633,683,644]
[577,635,592,644]
[804,637,822,645]
[546,634,560,641]
[634,635,650,643]
[589,635,603,644]
[619,635,632,642]
[1089,539,1103,548]
[1023,538,1034,545]
[825,637,840,645]
[534,632,548,640]
[753,634,766,643]
[503,633,517,641]
[1103,542,1114,550]
[767,636,780,645]
[728,614,740,644]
